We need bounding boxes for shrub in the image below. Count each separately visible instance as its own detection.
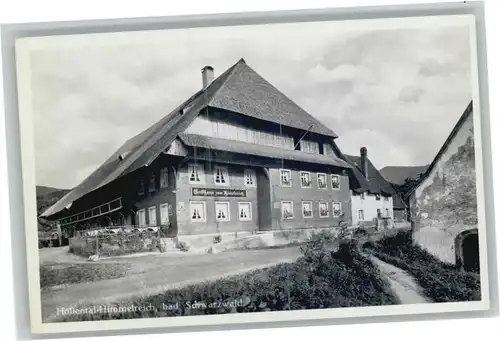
[213,235,222,244]
[364,230,481,302]
[40,263,132,289]
[55,232,397,322]
[69,232,162,257]
[176,241,190,252]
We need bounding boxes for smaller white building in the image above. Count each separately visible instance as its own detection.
[350,192,393,225]
[344,147,405,227]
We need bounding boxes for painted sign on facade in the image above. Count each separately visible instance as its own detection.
[191,188,247,197]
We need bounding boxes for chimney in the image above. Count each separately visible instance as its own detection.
[360,147,368,180]
[201,65,214,89]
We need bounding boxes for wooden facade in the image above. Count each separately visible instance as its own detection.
[54,106,352,239]
[43,59,356,242]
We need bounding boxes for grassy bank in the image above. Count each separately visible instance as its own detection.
[55,232,397,322]
[40,262,132,290]
[363,231,481,302]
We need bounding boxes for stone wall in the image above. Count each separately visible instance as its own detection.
[410,112,477,265]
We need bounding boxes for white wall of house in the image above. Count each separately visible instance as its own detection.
[351,192,393,225]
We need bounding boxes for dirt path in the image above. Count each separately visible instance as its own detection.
[41,247,302,322]
[369,256,429,304]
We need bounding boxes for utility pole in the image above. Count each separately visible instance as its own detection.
[293,124,314,150]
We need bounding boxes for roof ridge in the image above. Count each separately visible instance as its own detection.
[203,59,245,105]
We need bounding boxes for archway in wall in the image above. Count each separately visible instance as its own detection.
[462,233,479,273]
[455,229,480,273]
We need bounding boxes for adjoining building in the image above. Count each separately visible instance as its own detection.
[40,58,354,245]
[380,165,429,189]
[343,148,407,228]
[406,100,478,272]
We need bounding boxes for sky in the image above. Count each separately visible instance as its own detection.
[28,17,474,189]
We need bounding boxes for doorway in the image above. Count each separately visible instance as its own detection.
[455,229,480,273]
[462,233,480,273]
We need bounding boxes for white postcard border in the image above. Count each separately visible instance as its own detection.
[13,13,490,335]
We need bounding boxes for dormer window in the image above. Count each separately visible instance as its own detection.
[119,151,130,161]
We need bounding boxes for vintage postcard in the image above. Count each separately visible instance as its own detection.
[14,12,489,335]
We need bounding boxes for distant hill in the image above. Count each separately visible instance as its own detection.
[36,185,68,197]
[380,165,429,186]
[36,185,71,231]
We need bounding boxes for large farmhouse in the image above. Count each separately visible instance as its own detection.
[41,59,360,244]
[406,101,478,272]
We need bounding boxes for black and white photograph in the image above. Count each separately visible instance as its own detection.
[14,12,489,334]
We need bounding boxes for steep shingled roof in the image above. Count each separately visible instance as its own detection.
[209,60,337,138]
[41,59,339,218]
[379,165,429,186]
[343,154,406,209]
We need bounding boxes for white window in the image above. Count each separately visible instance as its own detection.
[160,203,169,224]
[137,209,146,227]
[385,208,390,217]
[317,173,327,189]
[190,202,206,222]
[332,202,342,218]
[214,166,229,186]
[300,140,320,154]
[148,206,157,226]
[358,210,364,221]
[238,202,252,221]
[319,202,329,218]
[149,173,156,192]
[188,164,205,184]
[302,201,313,218]
[138,179,145,195]
[331,175,340,189]
[215,202,230,222]
[300,171,311,188]
[360,192,365,200]
[281,201,294,219]
[160,168,168,188]
[280,169,292,187]
[244,169,256,187]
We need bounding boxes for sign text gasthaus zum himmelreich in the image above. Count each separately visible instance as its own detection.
[191,188,247,197]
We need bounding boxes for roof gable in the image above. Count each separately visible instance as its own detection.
[208,60,337,138]
[343,154,406,209]
[404,100,474,199]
